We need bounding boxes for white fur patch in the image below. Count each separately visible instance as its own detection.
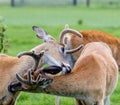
[63,34,71,49]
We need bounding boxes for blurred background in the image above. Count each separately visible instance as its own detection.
[0,0,120,105]
[1,0,120,7]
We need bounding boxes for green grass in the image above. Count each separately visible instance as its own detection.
[0,5,120,105]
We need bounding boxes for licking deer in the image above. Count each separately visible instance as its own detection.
[0,26,83,105]
[59,24,120,105]
[60,24,120,68]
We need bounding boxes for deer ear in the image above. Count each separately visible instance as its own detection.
[64,24,69,29]
[32,26,54,42]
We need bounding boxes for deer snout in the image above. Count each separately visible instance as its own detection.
[61,63,71,74]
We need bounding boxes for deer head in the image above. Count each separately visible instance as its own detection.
[18,25,83,74]
[59,24,84,68]
[3,25,83,105]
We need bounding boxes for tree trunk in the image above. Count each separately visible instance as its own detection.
[86,0,90,7]
[73,0,77,6]
[11,0,15,7]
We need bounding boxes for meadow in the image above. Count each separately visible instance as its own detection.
[0,4,120,105]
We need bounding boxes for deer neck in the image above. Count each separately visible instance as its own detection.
[112,42,120,68]
[17,56,35,75]
[41,72,84,98]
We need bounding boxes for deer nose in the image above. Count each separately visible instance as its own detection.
[61,63,71,74]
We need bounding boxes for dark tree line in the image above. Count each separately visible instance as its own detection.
[73,0,90,6]
[11,0,24,7]
[86,0,90,7]
[73,0,77,5]
[11,0,15,6]
[11,0,90,7]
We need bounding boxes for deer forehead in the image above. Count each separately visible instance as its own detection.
[31,41,64,61]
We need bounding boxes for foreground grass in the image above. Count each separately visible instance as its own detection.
[0,5,120,105]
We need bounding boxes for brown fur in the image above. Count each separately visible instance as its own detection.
[0,54,35,105]
[69,30,120,67]
[0,40,71,104]
[61,30,120,105]
[29,42,118,105]
[0,26,75,105]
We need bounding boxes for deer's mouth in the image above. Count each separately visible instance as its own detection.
[42,65,62,75]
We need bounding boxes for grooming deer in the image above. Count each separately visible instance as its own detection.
[59,24,120,105]
[13,41,118,105]
[60,24,120,68]
[0,26,83,105]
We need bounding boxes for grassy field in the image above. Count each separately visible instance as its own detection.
[0,4,120,105]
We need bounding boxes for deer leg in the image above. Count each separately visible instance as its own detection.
[75,99,86,105]
[55,96,60,105]
[104,96,110,105]
[96,100,104,105]
[75,99,80,105]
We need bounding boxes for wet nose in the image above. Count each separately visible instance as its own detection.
[61,63,72,74]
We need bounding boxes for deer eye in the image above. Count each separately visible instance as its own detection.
[61,47,65,53]
[59,46,65,54]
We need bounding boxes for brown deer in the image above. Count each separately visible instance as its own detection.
[59,24,120,105]
[12,41,118,105]
[0,26,83,105]
[60,24,120,68]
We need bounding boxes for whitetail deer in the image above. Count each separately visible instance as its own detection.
[59,24,120,105]
[0,26,83,105]
[11,42,118,105]
[60,24,120,68]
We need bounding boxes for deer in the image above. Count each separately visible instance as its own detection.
[0,26,83,105]
[60,24,120,68]
[10,41,118,105]
[58,24,120,105]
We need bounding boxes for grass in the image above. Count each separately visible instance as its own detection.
[0,4,120,105]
